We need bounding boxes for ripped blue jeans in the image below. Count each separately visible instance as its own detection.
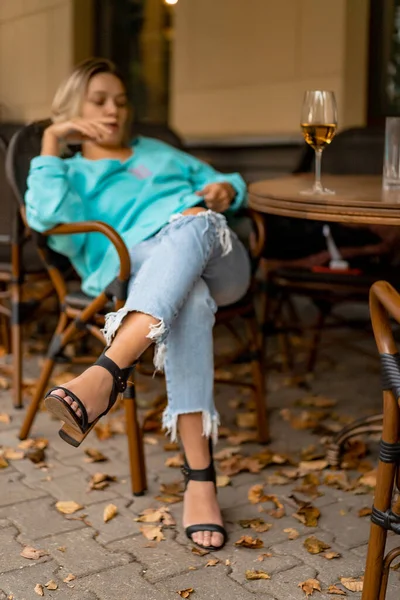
[102,211,251,442]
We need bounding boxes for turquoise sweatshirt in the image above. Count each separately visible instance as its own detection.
[25,136,247,297]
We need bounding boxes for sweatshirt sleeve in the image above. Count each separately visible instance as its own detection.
[25,156,87,258]
[170,146,248,213]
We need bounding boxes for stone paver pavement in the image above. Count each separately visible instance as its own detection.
[0,319,398,600]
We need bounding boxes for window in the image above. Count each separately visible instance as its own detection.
[94,0,173,123]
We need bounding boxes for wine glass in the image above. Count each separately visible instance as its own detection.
[300,90,338,195]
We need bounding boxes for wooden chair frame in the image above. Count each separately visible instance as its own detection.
[361,280,400,600]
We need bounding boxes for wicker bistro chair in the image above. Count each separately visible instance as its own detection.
[6,120,268,496]
[360,280,400,600]
[0,133,52,409]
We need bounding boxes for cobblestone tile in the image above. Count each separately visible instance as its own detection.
[0,561,97,600]
[318,510,370,549]
[228,545,300,587]
[0,497,86,540]
[80,497,143,544]
[0,472,46,507]
[74,563,175,600]
[43,528,132,577]
[0,525,51,573]
[108,530,205,582]
[28,472,119,506]
[154,564,264,599]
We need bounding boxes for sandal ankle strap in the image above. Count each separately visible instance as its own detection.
[94,350,136,394]
[181,459,216,489]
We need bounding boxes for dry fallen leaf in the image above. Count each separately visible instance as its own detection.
[45,580,58,590]
[3,449,24,460]
[103,503,118,523]
[236,412,257,429]
[239,518,271,533]
[165,453,184,468]
[257,552,272,561]
[164,441,180,452]
[234,535,264,549]
[299,460,329,473]
[327,585,346,595]
[20,546,49,560]
[297,395,337,408]
[260,494,285,519]
[84,448,108,463]
[245,569,271,580]
[177,589,194,598]
[0,457,8,469]
[323,551,341,560]
[135,507,174,525]
[57,546,66,552]
[284,528,300,540]
[298,578,322,597]
[63,573,76,583]
[160,481,184,495]
[213,446,241,461]
[216,475,231,488]
[303,536,331,554]
[0,413,11,424]
[34,584,44,597]
[340,577,363,592]
[191,546,209,556]
[358,470,377,489]
[248,484,266,504]
[55,501,83,515]
[205,558,219,567]
[88,472,117,491]
[140,525,165,542]
[292,503,321,527]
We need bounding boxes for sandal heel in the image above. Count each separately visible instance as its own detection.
[59,419,99,447]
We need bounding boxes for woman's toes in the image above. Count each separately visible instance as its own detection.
[70,400,79,413]
[203,531,212,548]
[211,532,224,548]
[193,532,203,546]
[64,396,73,406]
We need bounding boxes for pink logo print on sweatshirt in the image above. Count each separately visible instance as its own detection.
[129,165,152,179]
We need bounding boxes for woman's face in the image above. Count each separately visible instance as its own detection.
[81,72,130,147]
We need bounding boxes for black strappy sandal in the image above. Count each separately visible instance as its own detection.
[182,441,228,551]
[44,348,136,448]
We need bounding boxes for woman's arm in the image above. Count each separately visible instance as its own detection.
[25,125,89,258]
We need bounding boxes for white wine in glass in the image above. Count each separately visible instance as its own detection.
[300,91,337,195]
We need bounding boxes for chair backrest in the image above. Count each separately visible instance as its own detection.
[294,126,385,176]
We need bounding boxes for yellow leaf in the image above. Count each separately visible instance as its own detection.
[34,584,44,597]
[205,558,219,567]
[340,577,363,592]
[236,412,257,429]
[284,528,299,540]
[299,460,329,473]
[234,535,264,549]
[20,546,49,560]
[298,578,322,597]
[63,574,76,583]
[0,413,11,424]
[257,553,272,561]
[3,449,24,460]
[0,457,8,469]
[140,525,165,542]
[303,536,331,555]
[245,569,271,580]
[55,501,83,515]
[45,580,58,590]
[248,484,266,504]
[293,504,321,527]
[84,448,108,463]
[177,589,194,598]
[323,551,341,560]
[57,546,66,552]
[216,475,231,488]
[165,453,184,468]
[191,546,209,556]
[327,585,346,595]
[103,503,118,523]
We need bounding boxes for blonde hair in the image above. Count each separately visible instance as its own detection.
[51,57,131,141]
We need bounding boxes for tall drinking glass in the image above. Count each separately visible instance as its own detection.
[300,90,338,195]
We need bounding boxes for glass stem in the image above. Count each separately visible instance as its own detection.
[314,149,323,191]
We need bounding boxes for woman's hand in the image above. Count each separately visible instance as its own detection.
[41,118,116,156]
[196,182,236,213]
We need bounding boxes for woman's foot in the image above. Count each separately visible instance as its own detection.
[51,365,114,423]
[183,480,225,549]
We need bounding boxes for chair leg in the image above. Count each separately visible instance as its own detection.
[11,321,23,409]
[19,356,56,440]
[124,382,147,496]
[245,312,269,444]
[306,307,329,373]
[0,313,11,354]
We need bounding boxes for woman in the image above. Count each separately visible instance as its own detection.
[25,58,252,551]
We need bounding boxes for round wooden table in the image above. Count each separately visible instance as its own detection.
[249,174,400,225]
